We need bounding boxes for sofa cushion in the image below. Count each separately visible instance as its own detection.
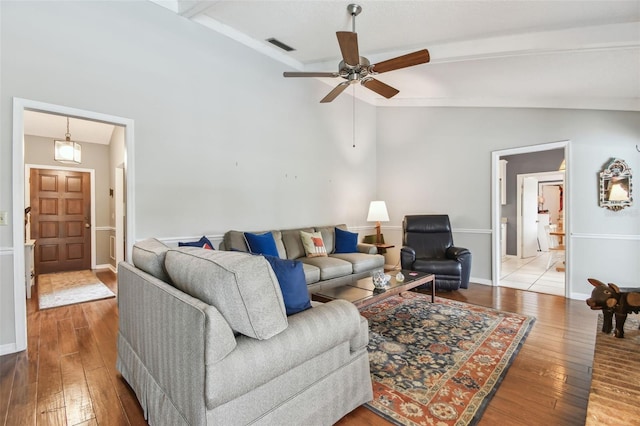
[330,253,385,274]
[263,255,312,315]
[315,226,335,254]
[300,231,328,258]
[165,248,288,340]
[334,227,358,254]
[244,232,279,257]
[224,230,286,258]
[132,238,171,282]
[178,235,214,250]
[301,263,321,285]
[300,256,353,280]
[281,227,314,260]
[223,230,249,252]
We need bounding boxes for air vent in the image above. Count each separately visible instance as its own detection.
[266,38,295,52]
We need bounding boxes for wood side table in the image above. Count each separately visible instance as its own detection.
[373,243,394,254]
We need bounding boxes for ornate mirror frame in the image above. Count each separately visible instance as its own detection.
[599,158,633,211]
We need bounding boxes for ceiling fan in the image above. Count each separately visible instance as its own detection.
[283,3,430,103]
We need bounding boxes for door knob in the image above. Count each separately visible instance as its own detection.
[85,223,91,228]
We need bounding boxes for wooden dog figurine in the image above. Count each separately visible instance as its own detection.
[586,278,640,338]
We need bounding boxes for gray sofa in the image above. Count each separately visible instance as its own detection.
[222,224,385,293]
[117,239,373,425]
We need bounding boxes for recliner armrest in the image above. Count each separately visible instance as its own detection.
[446,246,471,259]
[400,246,416,269]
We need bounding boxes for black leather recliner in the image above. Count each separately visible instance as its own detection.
[400,215,472,291]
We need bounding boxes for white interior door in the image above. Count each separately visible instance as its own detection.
[521,176,539,258]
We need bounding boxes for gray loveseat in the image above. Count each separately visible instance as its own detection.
[222,224,385,293]
[117,239,373,425]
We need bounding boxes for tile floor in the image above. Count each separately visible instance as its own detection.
[499,252,565,296]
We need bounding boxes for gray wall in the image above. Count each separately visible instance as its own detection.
[501,149,565,255]
[0,1,377,349]
[376,107,640,297]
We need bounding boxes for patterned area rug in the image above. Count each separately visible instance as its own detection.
[586,314,640,425]
[361,292,535,426]
[38,270,115,310]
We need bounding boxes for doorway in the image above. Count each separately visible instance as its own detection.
[11,98,135,353]
[29,167,93,274]
[491,141,570,297]
[516,171,565,259]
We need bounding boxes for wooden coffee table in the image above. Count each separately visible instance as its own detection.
[311,270,435,309]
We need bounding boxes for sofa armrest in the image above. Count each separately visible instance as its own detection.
[205,299,366,408]
[400,246,416,269]
[357,243,378,254]
[117,261,237,425]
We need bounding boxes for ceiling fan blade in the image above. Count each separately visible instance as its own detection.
[283,72,339,78]
[336,31,360,66]
[320,81,350,103]
[361,78,399,99]
[372,49,430,74]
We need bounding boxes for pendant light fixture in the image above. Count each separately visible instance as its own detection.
[54,117,81,164]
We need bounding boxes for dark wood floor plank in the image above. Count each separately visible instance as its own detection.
[4,382,37,426]
[37,310,63,400]
[0,354,17,425]
[60,353,95,425]
[85,367,129,425]
[69,304,90,330]
[57,318,79,357]
[112,378,147,426]
[36,391,66,426]
[75,327,104,373]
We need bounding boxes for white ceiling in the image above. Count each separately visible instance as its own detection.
[154,0,640,110]
[24,111,116,145]
[21,1,640,142]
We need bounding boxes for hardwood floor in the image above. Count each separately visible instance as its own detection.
[1,271,146,426]
[1,273,597,425]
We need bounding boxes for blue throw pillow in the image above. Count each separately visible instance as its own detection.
[334,227,358,253]
[178,236,214,250]
[244,232,279,257]
[263,255,312,316]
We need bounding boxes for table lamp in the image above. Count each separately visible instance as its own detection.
[367,201,389,244]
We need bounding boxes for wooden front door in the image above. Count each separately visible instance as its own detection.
[30,168,91,274]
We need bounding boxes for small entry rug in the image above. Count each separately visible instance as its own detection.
[38,270,115,310]
[361,292,535,426]
[586,314,640,425]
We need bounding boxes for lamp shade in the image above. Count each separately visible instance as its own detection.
[54,139,81,164]
[367,201,389,222]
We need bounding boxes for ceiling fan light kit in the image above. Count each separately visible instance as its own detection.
[283,4,430,103]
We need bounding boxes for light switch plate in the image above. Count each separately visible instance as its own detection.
[0,211,7,226]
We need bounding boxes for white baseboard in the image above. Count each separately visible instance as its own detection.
[0,343,17,356]
[95,263,116,273]
[471,277,493,286]
[570,292,591,301]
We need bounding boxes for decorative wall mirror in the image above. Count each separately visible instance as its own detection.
[599,158,633,211]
